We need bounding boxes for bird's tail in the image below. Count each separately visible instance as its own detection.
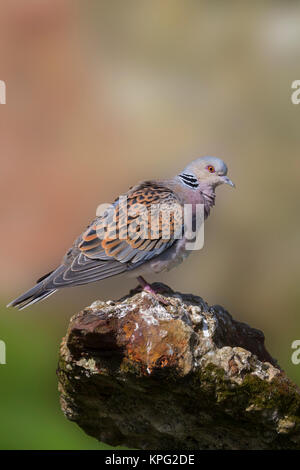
[7,272,57,310]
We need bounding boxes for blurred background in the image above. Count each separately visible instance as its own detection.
[0,0,300,449]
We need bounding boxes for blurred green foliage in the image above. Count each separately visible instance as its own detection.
[0,303,127,450]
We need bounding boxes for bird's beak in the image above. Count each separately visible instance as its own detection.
[220,175,235,188]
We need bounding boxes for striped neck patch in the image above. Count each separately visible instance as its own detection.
[178,173,199,188]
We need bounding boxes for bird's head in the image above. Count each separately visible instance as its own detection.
[179,156,235,190]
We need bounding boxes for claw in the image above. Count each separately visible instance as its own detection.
[137,276,169,306]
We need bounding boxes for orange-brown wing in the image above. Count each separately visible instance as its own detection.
[78,181,184,266]
[11,182,184,296]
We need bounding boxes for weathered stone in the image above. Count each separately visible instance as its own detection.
[57,283,300,450]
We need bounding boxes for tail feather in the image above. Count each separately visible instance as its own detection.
[7,281,57,310]
[7,253,127,310]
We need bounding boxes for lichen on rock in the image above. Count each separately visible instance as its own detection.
[57,283,300,450]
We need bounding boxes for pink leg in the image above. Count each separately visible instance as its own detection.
[137,276,169,305]
[137,276,157,295]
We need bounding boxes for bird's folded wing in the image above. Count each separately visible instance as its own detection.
[43,182,184,289]
[78,181,183,265]
[46,254,127,287]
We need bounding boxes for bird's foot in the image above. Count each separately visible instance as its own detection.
[137,276,169,306]
[143,285,170,306]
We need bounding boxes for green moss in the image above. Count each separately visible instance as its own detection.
[192,363,228,393]
[238,374,300,417]
[189,362,300,423]
[120,358,145,376]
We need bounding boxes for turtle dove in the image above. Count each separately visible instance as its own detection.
[8,156,234,309]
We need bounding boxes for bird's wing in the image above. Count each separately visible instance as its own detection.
[78,181,184,265]
[45,252,128,288]
[46,181,184,288]
[29,181,182,292]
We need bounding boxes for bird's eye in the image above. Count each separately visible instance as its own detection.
[207,165,215,173]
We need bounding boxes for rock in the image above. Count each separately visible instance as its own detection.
[57,283,300,450]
